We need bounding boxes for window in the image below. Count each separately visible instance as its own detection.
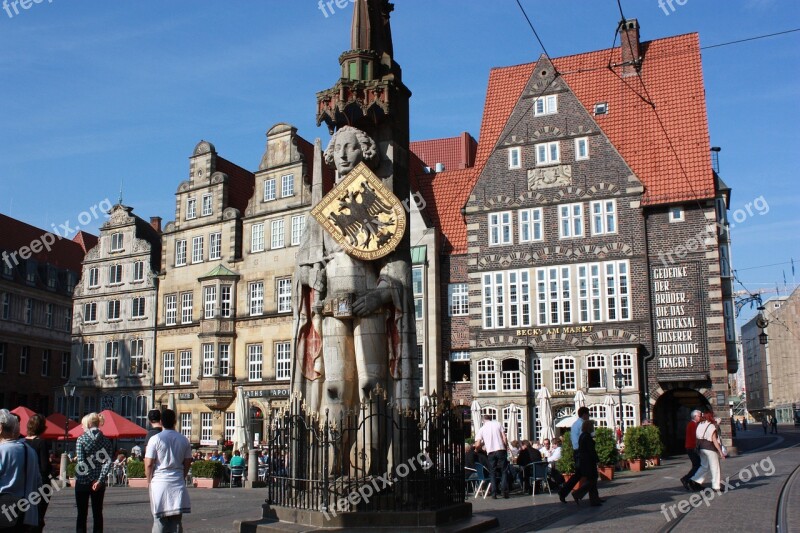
[605,261,630,321]
[24,299,32,324]
[477,359,497,392]
[201,413,212,443]
[413,267,424,320]
[724,301,735,342]
[264,179,276,201]
[135,396,148,428]
[64,309,72,332]
[181,292,193,324]
[105,341,119,377]
[186,198,197,219]
[130,340,144,375]
[535,141,560,165]
[201,194,213,216]
[179,350,192,385]
[535,266,570,325]
[249,282,264,316]
[586,354,607,389]
[501,359,522,391]
[0,344,5,373]
[165,295,177,326]
[2,293,10,320]
[669,206,684,222]
[481,407,498,421]
[132,297,146,318]
[553,356,576,391]
[276,342,291,380]
[251,223,265,253]
[46,304,53,328]
[519,208,543,243]
[720,243,732,278]
[508,270,531,328]
[109,265,122,285]
[248,344,263,381]
[203,285,217,319]
[192,236,204,264]
[202,344,215,377]
[532,358,542,391]
[488,212,512,245]
[281,174,294,197]
[575,137,589,160]
[180,413,192,439]
[163,352,175,385]
[121,396,133,420]
[61,351,69,378]
[130,261,144,283]
[534,94,557,116]
[81,344,95,378]
[277,278,292,313]
[88,268,99,288]
[612,352,633,388]
[220,285,232,318]
[41,350,50,377]
[502,405,524,437]
[225,412,236,442]
[482,272,505,329]
[508,147,521,169]
[291,216,305,246]
[589,404,609,427]
[111,233,124,252]
[559,203,583,238]
[594,102,608,115]
[448,283,469,316]
[209,232,222,260]
[271,219,285,249]
[175,240,187,266]
[615,403,636,429]
[218,344,230,376]
[107,300,120,321]
[591,200,616,235]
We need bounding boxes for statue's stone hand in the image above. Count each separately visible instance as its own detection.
[353,289,388,316]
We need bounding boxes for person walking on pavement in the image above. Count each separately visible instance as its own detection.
[771,415,778,434]
[474,414,510,499]
[558,406,590,503]
[572,419,603,506]
[680,410,702,491]
[145,409,192,533]
[762,416,768,434]
[75,413,114,533]
[144,409,164,457]
[690,411,725,492]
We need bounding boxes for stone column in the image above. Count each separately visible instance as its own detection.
[246,449,258,488]
[60,453,69,486]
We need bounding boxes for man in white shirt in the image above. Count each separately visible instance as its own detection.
[548,438,562,464]
[145,409,192,533]
[474,414,509,499]
[558,407,590,503]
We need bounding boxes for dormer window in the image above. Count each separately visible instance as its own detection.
[186,198,197,220]
[201,194,213,217]
[669,206,685,223]
[534,95,557,116]
[281,174,294,198]
[594,102,608,115]
[508,147,521,169]
[110,233,124,252]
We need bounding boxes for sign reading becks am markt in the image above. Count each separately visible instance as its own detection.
[652,264,707,378]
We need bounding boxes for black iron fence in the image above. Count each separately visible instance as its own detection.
[264,389,466,515]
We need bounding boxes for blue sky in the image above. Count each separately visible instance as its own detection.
[0,1,797,324]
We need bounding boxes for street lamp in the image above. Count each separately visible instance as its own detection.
[60,381,76,482]
[614,370,625,433]
[756,305,769,345]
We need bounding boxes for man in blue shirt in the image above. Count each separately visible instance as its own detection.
[558,407,590,503]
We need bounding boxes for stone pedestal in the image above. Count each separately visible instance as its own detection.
[245,449,259,488]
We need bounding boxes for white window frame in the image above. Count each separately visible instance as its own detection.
[107,300,121,321]
[501,358,523,392]
[413,267,424,320]
[249,281,264,316]
[61,351,69,378]
[532,358,542,391]
[209,232,222,260]
[248,344,263,381]
[218,343,230,376]
[553,356,576,392]
[669,206,685,222]
[519,208,543,243]
[201,193,213,216]
[508,147,521,169]
[534,94,557,116]
[201,413,212,442]
[448,283,469,317]
[281,174,294,198]
[585,354,607,390]
[488,211,512,246]
[508,270,531,328]
[615,403,636,429]
[220,285,232,318]
[81,344,95,378]
[179,350,192,385]
[575,137,589,161]
[109,264,122,285]
[41,349,50,377]
[203,285,217,319]
[133,261,145,282]
[264,178,276,201]
[477,358,497,392]
[202,343,215,377]
[502,405,524,437]
[84,302,97,323]
[181,292,193,324]
[482,272,505,329]
[180,413,192,439]
[110,233,124,252]
[277,278,292,314]
[612,352,634,388]
[535,141,560,165]
[291,215,305,246]
[132,297,146,319]
[271,219,285,249]
[481,406,498,421]
[225,412,235,442]
[162,352,175,386]
[589,404,609,427]
[186,197,197,220]
[275,342,291,381]
[251,223,265,253]
[130,339,144,375]
[559,203,584,239]
[104,341,119,377]
[192,236,204,264]
[88,268,99,288]
[175,240,187,267]
[591,199,617,236]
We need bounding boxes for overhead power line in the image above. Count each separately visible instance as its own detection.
[701,28,800,50]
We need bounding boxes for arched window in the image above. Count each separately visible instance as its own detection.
[477,359,497,392]
[553,357,576,391]
[501,359,522,392]
[481,406,498,421]
[614,403,636,429]
[612,352,633,388]
[586,354,607,389]
[135,396,148,428]
[120,396,134,421]
[588,404,608,427]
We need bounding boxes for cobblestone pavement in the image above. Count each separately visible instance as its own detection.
[40,426,799,532]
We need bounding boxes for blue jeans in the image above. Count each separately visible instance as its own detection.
[487,450,508,495]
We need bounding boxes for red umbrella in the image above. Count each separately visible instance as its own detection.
[46,413,79,440]
[10,407,64,439]
[68,410,147,439]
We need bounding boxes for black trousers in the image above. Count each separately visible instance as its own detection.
[75,483,105,533]
[559,470,581,497]
[573,470,600,504]
[683,448,701,481]
[487,450,509,495]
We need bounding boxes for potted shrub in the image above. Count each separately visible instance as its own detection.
[623,426,647,472]
[556,430,575,476]
[594,427,618,481]
[66,462,76,486]
[190,460,224,488]
[642,425,664,466]
[126,459,148,488]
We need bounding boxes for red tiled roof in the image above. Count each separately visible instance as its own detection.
[216,157,255,215]
[0,213,91,272]
[410,132,477,172]
[72,231,98,253]
[415,168,474,254]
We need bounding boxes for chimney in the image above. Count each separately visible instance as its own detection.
[460,132,474,169]
[619,18,641,77]
[150,217,162,233]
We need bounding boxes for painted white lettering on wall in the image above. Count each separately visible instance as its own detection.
[653,266,700,369]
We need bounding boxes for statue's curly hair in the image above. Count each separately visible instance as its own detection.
[324,126,379,169]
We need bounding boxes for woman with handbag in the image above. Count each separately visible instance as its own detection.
[690,411,725,491]
[0,409,41,532]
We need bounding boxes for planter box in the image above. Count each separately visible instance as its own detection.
[128,478,149,488]
[629,459,645,472]
[598,465,614,481]
[649,457,661,467]
[561,474,584,491]
[194,477,220,489]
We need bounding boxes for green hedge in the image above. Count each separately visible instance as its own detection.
[595,427,618,466]
[127,460,145,478]
[642,425,664,458]
[66,462,76,478]
[556,431,575,473]
[190,460,225,479]
[623,426,647,459]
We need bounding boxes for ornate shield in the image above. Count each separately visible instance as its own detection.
[311,162,406,261]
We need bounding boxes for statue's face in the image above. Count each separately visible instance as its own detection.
[333,130,362,176]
